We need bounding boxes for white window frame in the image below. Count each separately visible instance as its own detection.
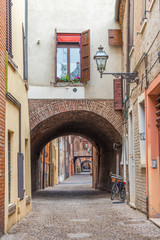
[138,93,146,167]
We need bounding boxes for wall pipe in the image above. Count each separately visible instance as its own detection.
[145,90,149,219]
[24,0,28,80]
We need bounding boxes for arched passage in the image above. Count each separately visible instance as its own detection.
[81,160,92,172]
[29,99,122,192]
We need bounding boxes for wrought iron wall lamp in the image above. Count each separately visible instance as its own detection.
[94,45,139,84]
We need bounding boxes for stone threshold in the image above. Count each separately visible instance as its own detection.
[150,218,160,228]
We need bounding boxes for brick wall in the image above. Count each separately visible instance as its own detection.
[0,0,6,235]
[29,99,123,191]
[119,0,160,213]
[29,99,122,135]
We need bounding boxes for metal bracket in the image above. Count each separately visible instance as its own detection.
[102,72,139,84]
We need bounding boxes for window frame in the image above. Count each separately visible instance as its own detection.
[56,42,81,82]
[55,29,90,83]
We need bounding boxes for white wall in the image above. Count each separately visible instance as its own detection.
[28,0,121,99]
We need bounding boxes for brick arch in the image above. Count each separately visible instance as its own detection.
[29,99,123,192]
[81,159,92,166]
[29,99,122,135]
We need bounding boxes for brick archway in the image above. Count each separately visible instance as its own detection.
[29,99,122,134]
[29,99,123,191]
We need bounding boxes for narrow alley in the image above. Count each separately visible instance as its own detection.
[2,174,160,240]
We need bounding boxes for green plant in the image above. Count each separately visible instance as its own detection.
[66,74,69,81]
[77,166,81,173]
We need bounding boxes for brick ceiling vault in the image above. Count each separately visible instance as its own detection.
[29,99,123,156]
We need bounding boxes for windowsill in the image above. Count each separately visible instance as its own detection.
[8,203,16,216]
[54,82,86,87]
[26,195,31,205]
[8,55,18,71]
[149,0,156,12]
[129,46,134,57]
[138,19,147,34]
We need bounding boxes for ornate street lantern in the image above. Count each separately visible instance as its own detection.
[94,45,109,78]
[94,45,139,83]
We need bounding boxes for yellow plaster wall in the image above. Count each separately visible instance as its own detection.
[5,0,32,233]
[52,139,59,185]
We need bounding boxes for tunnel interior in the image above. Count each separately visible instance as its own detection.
[31,110,122,192]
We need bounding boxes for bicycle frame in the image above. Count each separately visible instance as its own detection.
[110,174,126,201]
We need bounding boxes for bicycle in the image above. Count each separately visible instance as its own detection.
[110,173,126,201]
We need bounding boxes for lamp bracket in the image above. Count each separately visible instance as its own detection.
[102,72,139,84]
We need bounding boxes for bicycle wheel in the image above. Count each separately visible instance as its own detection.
[119,189,126,201]
[111,183,117,200]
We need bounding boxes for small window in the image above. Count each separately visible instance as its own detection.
[57,44,81,81]
[55,30,90,83]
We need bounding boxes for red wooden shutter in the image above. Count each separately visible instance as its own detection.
[114,79,123,110]
[108,29,122,46]
[81,30,90,82]
[6,0,13,57]
[55,29,57,81]
[18,153,24,200]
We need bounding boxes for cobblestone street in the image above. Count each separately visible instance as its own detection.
[2,174,160,240]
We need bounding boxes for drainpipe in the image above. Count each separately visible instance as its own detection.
[116,151,120,176]
[24,0,28,80]
[145,90,149,219]
[127,0,130,78]
[123,123,127,182]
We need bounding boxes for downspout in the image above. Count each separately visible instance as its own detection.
[127,0,130,91]
[6,92,21,153]
[145,89,149,219]
[24,0,28,80]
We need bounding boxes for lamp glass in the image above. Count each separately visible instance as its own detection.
[96,57,107,72]
[94,46,108,74]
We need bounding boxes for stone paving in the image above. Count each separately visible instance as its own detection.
[2,174,160,240]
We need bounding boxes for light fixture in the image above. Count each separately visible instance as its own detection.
[94,45,109,77]
[94,45,139,84]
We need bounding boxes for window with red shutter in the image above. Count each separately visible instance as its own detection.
[6,0,13,58]
[55,30,90,83]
